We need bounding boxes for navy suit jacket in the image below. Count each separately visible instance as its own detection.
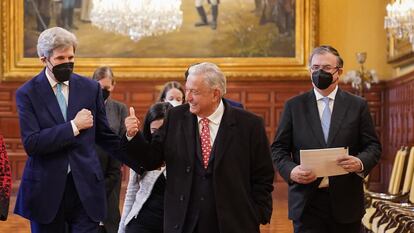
[14,69,121,224]
[225,98,244,109]
[271,88,381,223]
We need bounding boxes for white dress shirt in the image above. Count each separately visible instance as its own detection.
[196,100,224,146]
[45,69,79,173]
[45,69,80,136]
[313,86,363,187]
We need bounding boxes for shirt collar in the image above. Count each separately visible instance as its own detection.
[314,85,338,101]
[197,99,224,126]
[45,68,69,88]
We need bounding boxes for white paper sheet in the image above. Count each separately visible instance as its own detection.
[300,147,349,177]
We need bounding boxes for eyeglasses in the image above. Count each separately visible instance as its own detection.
[310,65,340,72]
[185,89,202,96]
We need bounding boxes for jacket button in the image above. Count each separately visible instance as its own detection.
[200,196,205,201]
[174,224,180,229]
[179,195,185,201]
[185,166,191,173]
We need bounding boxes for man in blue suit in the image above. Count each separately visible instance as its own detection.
[14,27,121,233]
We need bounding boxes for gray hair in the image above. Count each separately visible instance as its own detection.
[92,66,114,82]
[309,45,344,68]
[188,62,226,97]
[37,27,78,58]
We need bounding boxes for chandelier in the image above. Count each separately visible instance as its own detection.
[90,0,183,42]
[343,52,378,97]
[384,0,414,48]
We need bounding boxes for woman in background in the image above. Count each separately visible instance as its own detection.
[118,102,172,233]
[157,81,185,107]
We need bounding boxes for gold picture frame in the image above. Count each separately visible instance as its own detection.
[0,0,318,81]
[387,35,414,67]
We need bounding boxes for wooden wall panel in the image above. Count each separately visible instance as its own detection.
[0,78,388,188]
[380,73,414,190]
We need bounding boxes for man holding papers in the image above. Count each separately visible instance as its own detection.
[271,45,381,233]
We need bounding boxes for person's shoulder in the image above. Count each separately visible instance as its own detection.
[169,103,190,114]
[72,73,97,86]
[17,71,44,94]
[166,104,191,123]
[340,89,364,99]
[283,89,313,107]
[229,105,263,125]
[338,89,367,105]
[225,98,244,108]
[109,98,127,109]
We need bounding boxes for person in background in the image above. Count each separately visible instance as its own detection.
[271,45,381,233]
[92,66,128,233]
[118,102,172,233]
[157,81,185,107]
[0,134,11,221]
[124,62,274,233]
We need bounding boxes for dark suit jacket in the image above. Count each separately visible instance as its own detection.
[271,88,381,223]
[14,70,121,224]
[97,98,128,233]
[225,98,244,109]
[126,100,274,233]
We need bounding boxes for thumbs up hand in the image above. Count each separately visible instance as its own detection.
[125,107,140,138]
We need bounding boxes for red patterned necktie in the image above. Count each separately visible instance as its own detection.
[200,118,212,169]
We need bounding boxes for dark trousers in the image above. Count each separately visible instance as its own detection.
[125,216,163,233]
[293,188,362,233]
[30,173,99,233]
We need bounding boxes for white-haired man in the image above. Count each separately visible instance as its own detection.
[124,62,274,233]
[15,27,121,233]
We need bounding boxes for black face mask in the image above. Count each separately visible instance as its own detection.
[48,62,74,83]
[102,88,110,101]
[311,69,338,90]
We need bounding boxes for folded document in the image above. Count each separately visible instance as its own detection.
[300,147,349,177]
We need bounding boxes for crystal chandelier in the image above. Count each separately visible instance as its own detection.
[384,0,414,49]
[90,0,183,42]
[343,52,378,97]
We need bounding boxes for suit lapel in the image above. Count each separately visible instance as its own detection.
[213,102,235,168]
[182,111,197,165]
[327,89,350,145]
[67,76,80,121]
[34,70,65,123]
[304,90,326,147]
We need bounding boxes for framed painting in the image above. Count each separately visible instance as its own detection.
[387,35,414,67]
[0,0,318,80]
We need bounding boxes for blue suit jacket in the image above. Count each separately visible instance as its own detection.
[225,98,244,109]
[14,69,121,224]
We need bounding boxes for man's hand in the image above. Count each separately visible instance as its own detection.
[290,165,317,184]
[125,107,140,138]
[73,109,93,130]
[337,155,363,173]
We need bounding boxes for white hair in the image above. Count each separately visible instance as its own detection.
[188,62,226,97]
[37,27,78,58]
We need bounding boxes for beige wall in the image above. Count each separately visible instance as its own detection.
[319,0,393,80]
